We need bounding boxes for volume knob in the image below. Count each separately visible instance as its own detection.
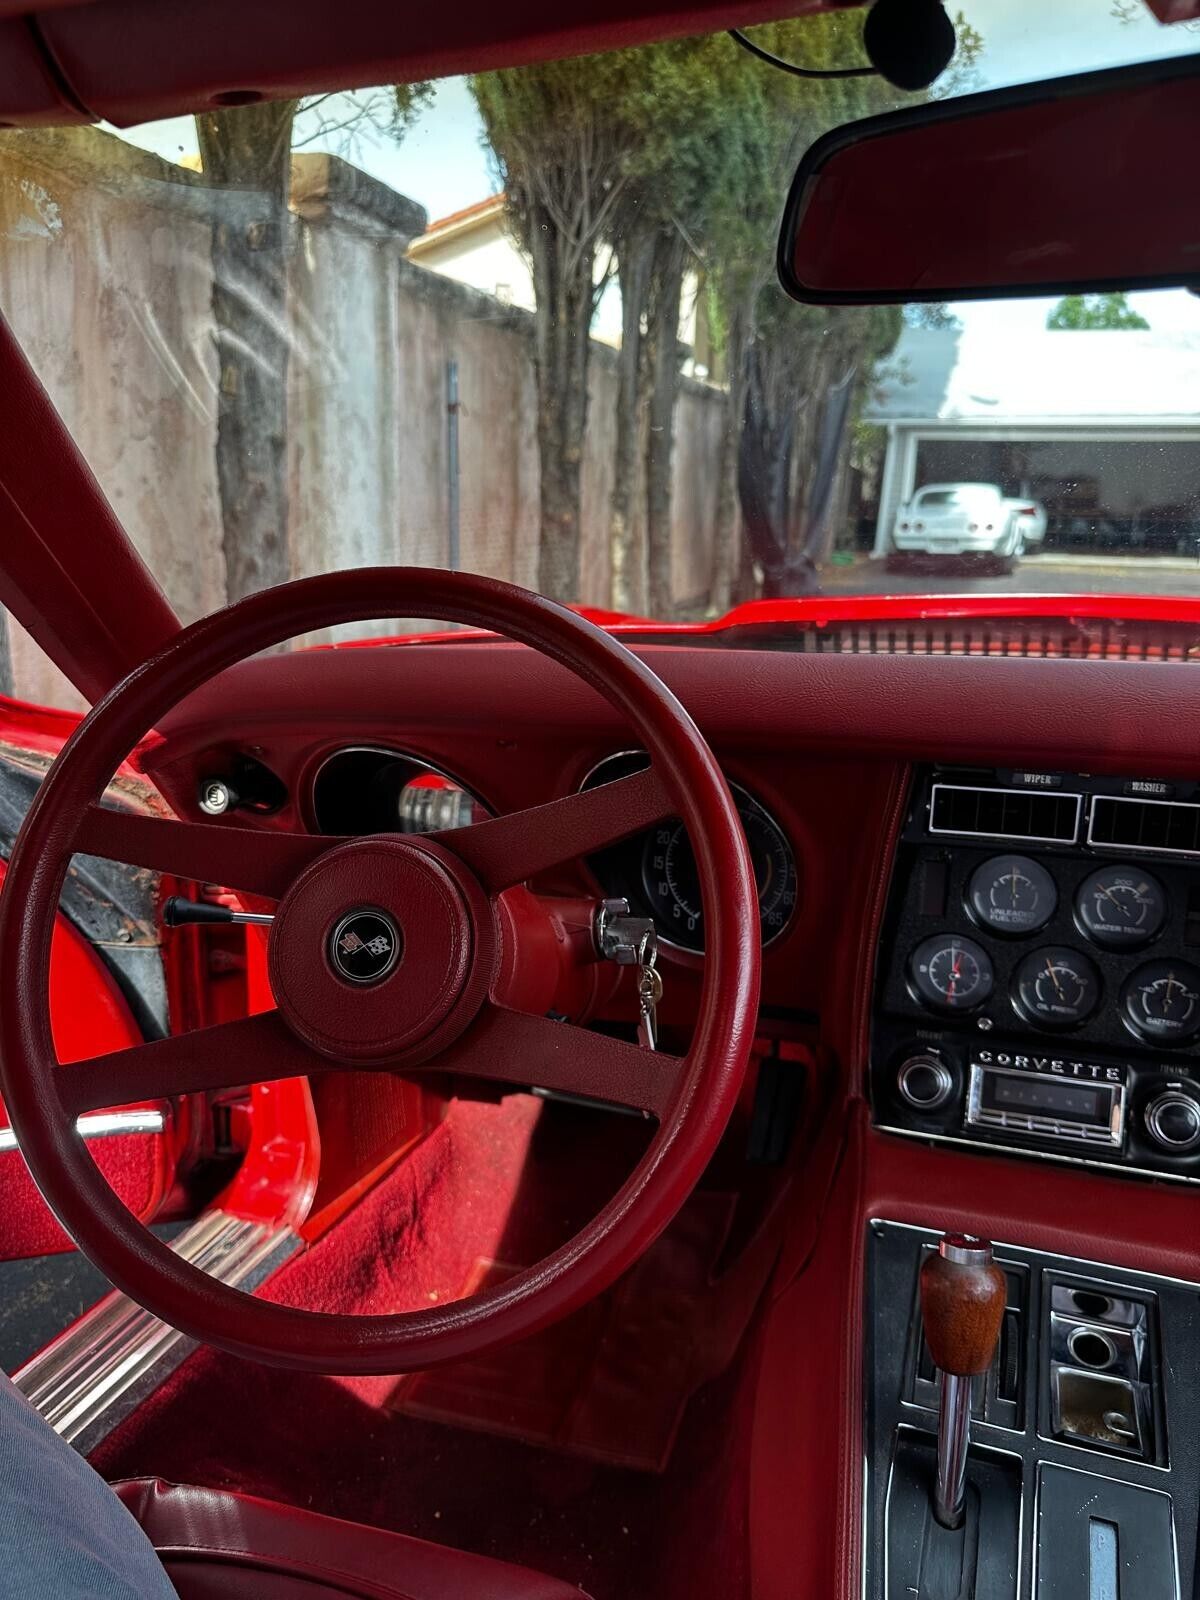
[1144,1089,1200,1153]
[897,1055,954,1111]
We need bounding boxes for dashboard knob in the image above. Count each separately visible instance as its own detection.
[1144,1089,1200,1153]
[897,1055,954,1111]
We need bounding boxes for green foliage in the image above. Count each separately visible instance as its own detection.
[1047,293,1150,330]
[904,302,962,330]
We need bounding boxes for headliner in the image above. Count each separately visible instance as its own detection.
[0,0,852,129]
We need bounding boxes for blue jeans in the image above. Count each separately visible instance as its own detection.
[0,1373,177,1597]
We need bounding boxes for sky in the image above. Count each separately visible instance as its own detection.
[112,0,1200,337]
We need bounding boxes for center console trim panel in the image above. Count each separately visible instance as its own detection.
[864,1219,1199,1600]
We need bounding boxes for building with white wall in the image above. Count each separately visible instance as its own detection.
[866,326,1200,557]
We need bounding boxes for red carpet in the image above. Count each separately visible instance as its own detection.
[92,1093,762,1598]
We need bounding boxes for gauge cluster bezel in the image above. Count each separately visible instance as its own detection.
[577,749,800,956]
[308,744,492,837]
[885,839,1200,1055]
[872,766,1200,1183]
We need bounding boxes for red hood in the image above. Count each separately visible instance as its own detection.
[322,591,1200,649]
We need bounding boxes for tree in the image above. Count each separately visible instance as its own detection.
[738,294,901,595]
[701,15,910,607]
[195,88,427,604]
[471,63,637,601]
[601,35,767,615]
[195,101,298,605]
[474,36,758,612]
[1047,292,1150,330]
[705,12,981,607]
[904,302,961,330]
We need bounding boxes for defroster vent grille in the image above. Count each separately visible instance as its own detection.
[1089,795,1200,856]
[929,783,1082,844]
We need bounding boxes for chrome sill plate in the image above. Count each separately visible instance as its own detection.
[13,1210,298,1455]
[0,1109,165,1154]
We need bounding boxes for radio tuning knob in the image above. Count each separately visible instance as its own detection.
[897,1054,954,1111]
[1144,1088,1200,1153]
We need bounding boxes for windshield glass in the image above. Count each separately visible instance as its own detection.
[1,0,1199,708]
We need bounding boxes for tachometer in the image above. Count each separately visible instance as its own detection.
[640,787,797,952]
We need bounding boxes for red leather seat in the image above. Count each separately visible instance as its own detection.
[114,1479,591,1600]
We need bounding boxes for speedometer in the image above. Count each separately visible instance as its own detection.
[640,786,797,952]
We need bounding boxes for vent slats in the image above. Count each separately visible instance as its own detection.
[1089,795,1200,856]
[930,783,1081,844]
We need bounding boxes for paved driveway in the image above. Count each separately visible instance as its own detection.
[820,553,1200,599]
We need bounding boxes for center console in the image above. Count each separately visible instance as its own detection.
[865,1223,1199,1598]
[871,766,1200,1182]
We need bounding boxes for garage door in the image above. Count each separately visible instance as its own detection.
[915,438,1200,555]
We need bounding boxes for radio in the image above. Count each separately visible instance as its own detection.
[965,1050,1125,1149]
[881,1029,1200,1179]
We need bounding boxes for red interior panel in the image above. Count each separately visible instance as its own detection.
[0,859,167,1258]
[6,0,836,128]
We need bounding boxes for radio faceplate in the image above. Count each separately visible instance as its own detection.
[871,766,1200,1182]
[874,1020,1200,1180]
[965,1051,1125,1148]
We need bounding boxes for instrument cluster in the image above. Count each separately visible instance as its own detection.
[579,751,799,955]
[872,767,1200,1181]
[907,855,1200,1046]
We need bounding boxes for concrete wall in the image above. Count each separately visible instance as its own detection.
[0,127,727,708]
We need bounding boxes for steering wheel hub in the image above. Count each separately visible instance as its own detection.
[268,836,485,1064]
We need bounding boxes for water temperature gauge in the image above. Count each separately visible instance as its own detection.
[1075,866,1166,951]
[909,934,994,1013]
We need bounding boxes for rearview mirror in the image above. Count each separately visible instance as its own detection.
[778,55,1200,306]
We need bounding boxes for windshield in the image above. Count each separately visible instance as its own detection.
[2,0,1199,708]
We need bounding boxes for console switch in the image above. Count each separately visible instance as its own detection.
[1144,1087,1200,1152]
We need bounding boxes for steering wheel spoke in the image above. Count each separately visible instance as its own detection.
[74,804,349,901]
[56,1010,323,1119]
[433,764,673,893]
[434,1002,683,1119]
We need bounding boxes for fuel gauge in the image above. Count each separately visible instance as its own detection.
[968,854,1057,936]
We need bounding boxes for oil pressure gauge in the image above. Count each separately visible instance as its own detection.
[1075,865,1166,951]
[1013,946,1101,1029]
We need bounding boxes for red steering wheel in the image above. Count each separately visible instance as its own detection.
[0,570,759,1373]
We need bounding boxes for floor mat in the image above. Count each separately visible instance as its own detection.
[91,1093,763,1598]
[390,1182,737,1471]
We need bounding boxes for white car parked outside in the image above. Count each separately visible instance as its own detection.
[891,483,1047,569]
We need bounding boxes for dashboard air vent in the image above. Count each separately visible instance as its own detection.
[1089,795,1200,856]
[929,783,1081,844]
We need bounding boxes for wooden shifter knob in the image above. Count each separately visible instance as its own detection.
[919,1233,1006,1377]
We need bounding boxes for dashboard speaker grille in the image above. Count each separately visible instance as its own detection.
[1089,795,1200,856]
[929,783,1081,844]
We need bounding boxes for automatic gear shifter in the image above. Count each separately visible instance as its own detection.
[919,1234,1007,1529]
